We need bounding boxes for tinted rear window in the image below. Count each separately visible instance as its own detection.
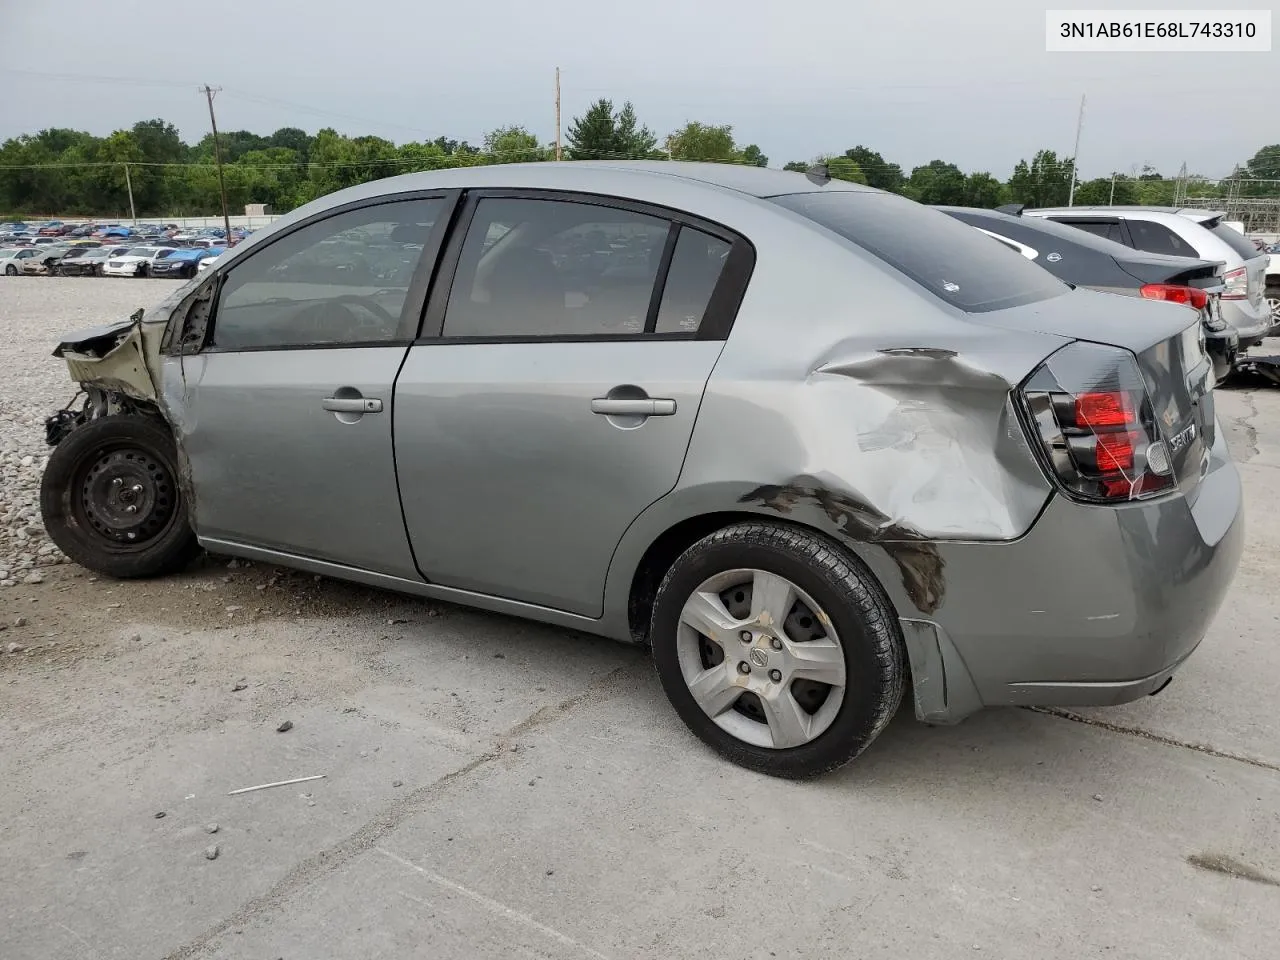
[1207,222,1262,260]
[771,191,1066,313]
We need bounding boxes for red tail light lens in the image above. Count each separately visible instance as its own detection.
[1222,266,1248,300]
[1139,283,1208,311]
[1019,343,1176,503]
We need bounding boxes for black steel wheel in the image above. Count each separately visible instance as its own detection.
[40,415,200,578]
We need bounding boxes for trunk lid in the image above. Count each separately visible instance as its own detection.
[969,286,1214,497]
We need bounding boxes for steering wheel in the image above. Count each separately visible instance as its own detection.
[293,295,398,341]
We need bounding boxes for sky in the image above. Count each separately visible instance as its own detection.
[3,0,1275,180]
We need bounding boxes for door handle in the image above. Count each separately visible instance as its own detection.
[590,398,677,416]
[322,397,383,414]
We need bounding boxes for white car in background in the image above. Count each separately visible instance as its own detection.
[1,247,44,275]
[102,246,171,278]
[197,248,227,272]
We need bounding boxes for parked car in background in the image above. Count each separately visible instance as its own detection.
[37,221,68,236]
[1022,206,1273,347]
[197,246,226,272]
[148,247,213,279]
[21,244,73,275]
[102,246,170,277]
[1265,246,1279,325]
[1,247,44,274]
[48,246,96,276]
[36,162,1243,777]
[59,245,132,276]
[940,206,1239,383]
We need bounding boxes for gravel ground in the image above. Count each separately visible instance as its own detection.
[0,277,185,586]
[2,276,1278,960]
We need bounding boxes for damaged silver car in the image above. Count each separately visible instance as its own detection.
[39,161,1244,778]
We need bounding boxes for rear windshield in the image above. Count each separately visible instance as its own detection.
[771,191,1067,313]
[1207,222,1263,261]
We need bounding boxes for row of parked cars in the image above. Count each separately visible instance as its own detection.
[0,219,254,278]
[937,204,1280,384]
[0,241,227,278]
[0,219,249,244]
[29,161,1263,776]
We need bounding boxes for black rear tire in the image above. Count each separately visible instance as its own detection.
[650,521,905,779]
[5,264,17,276]
[40,415,200,578]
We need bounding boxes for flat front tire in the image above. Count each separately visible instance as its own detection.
[651,521,905,779]
[40,415,200,578]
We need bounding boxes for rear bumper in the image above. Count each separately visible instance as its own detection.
[1222,297,1271,347]
[902,419,1243,722]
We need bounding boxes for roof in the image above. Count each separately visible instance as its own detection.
[1028,205,1225,222]
[296,160,877,210]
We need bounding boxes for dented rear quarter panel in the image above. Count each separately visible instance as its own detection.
[602,208,1067,636]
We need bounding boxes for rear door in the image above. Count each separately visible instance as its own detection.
[393,191,754,616]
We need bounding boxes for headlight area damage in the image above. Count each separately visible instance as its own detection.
[40,287,206,579]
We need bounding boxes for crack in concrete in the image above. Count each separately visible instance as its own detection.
[1229,389,1260,463]
[1026,706,1280,774]
[163,664,636,960]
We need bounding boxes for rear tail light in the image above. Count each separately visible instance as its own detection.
[1019,342,1176,503]
[1222,266,1248,300]
[1139,283,1208,311]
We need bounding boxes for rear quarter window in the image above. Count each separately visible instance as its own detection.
[771,191,1066,313]
[1207,222,1263,261]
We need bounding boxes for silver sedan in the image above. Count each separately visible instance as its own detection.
[38,161,1243,777]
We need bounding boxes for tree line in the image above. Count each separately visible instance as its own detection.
[1,98,1277,219]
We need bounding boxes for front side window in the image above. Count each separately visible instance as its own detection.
[442,198,672,338]
[211,197,445,351]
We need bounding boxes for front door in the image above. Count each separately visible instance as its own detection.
[170,194,454,578]
[394,192,749,616]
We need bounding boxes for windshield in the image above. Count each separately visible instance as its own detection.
[772,190,1067,313]
[125,247,152,257]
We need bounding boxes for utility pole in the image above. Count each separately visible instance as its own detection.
[202,85,233,240]
[123,163,137,224]
[554,67,562,161]
[1066,93,1086,207]
[1108,173,1116,206]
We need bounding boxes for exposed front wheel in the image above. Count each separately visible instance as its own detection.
[40,415,200,578]
[650,522,905,779]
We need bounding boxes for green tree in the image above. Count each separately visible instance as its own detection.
[740,144,768,168]
[904,160,967,205]
[1006,149,1073,207]
[483,125,545,163]
[268,127,314,164]
[842,146,904,193]
[565,99,656,160]
[614,102,658,157]
[1073,175,1140,206]
[667,122,737,162]
[826,156,867,184]
[963,172,1007,207]
[1244,145,1280,195]
[782,160,810,173]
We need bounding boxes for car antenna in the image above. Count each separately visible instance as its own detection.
[805,163,831,185]
[995,203,1026,216]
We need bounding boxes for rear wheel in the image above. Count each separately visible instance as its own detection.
[1266,284,1280,330]
[650,522,905,779]
[4,264,16,276]
[40,415,200,578]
